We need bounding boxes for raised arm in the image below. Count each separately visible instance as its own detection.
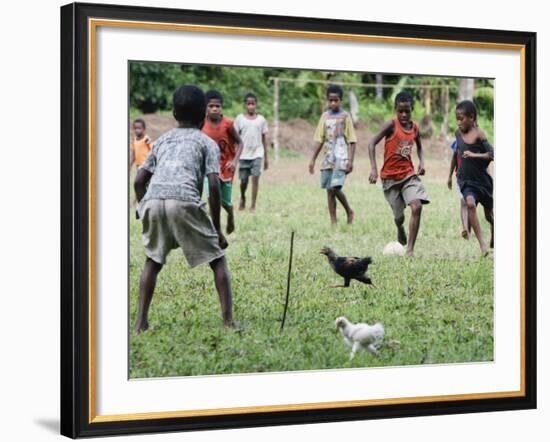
[368,120,394,184]
[462,129,494,161]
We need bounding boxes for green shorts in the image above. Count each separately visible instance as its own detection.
[204,178,233,207]
[320,169,346,189]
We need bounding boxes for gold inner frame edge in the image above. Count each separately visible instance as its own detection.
[87,17,527,423]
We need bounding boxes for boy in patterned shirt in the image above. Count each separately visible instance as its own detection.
[133,85,237,334]
[309,85,357,225]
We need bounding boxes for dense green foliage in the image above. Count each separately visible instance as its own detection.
[130,63,494,139]
[129,157,494,378]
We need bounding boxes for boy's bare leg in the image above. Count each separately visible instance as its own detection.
[224,204,235,234]
[394,215,407,246]
[239,178,248,210]
[484,206,494,249]
[334,189,355,224]
[466,196,489,255]
[461,199,470,239]
[209,256,234,327]
[134,257,163,335]
[327,189,337,225]
[406,200,423,256]
[250,176,259,212]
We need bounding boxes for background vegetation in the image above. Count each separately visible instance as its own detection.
[130,62,494,140]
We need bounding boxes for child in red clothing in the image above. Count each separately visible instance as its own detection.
[368,92,429,257]
[202,90,243,234]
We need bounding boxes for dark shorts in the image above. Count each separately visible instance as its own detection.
[461,185,493,210]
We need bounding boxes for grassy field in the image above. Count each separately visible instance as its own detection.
[129,155,493,379]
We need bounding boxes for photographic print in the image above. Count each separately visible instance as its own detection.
[128,62,495,378]
[61,3,535,437]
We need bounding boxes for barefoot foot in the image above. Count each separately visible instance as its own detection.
[461,229,470,240]
[133,321,149,336]
[347,210,355,225]
[239,198,245,211]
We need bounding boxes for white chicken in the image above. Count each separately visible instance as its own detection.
[335,316,385,360]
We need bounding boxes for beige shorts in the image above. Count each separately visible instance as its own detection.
[383,175,430,220]
[138,199,224,267]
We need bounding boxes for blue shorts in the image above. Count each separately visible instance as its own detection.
[239,158,262,180]
[320,169,346,189]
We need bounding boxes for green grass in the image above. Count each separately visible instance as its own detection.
[129,159,493,378]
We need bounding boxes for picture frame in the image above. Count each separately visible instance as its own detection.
[60,2,537,438]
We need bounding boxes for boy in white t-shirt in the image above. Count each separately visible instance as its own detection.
[234,93,269,212]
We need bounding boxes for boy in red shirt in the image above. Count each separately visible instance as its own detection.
[202,90,243,234]
[368,92,429,257]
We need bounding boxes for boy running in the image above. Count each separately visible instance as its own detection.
[447,139,471,239]
[133,85,237,334]
[368,91,429,257]
[454,100,494,255]
[309,85,357,225]
[235,93,269,212]
[202,90,243,234]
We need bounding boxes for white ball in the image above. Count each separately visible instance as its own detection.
[383,241,406,256]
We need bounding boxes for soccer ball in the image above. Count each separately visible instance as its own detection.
[383,241,406,256]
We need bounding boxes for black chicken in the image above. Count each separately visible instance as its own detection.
[320,247,373,288]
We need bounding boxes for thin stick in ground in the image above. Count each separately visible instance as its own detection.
[280,230,295,331]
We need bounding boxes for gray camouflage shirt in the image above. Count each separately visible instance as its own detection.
[139,128,220,204]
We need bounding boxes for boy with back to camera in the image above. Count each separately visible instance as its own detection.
[133,85,238,335]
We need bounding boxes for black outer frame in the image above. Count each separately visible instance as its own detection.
[60,2,537,438]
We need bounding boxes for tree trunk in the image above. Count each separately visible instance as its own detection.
[272,78,280,162]
[375,74,383,101]
[458,78,475,101]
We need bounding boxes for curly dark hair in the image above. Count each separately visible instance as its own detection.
[172,85,207,126]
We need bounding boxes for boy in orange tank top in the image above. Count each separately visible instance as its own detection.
[368,92,429,257]
[130,118,152,168]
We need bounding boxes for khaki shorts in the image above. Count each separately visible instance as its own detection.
[383,175,430,220]
[138,199,224,267]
